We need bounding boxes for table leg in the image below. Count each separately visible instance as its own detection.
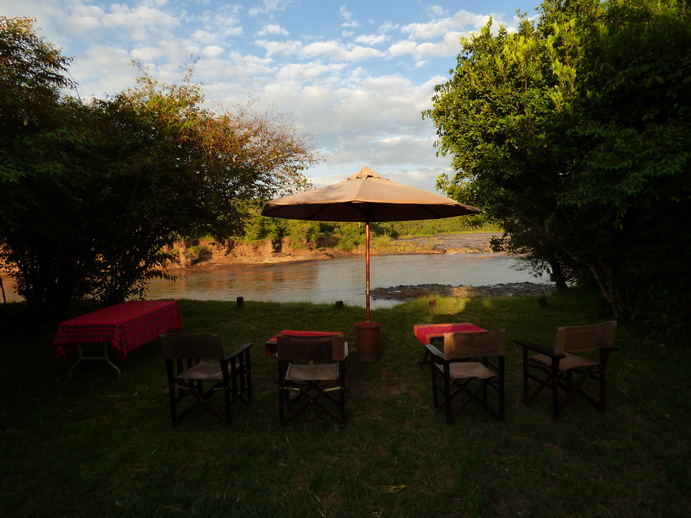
[68,343,122,379]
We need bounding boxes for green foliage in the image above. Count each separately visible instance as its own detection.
[0,17,319,314]
[232,208,493,257]
[236,211,494,247]
[425,0,691,338]
[389,214,493,237]
[285,219,322,249]
[333,223,365,252]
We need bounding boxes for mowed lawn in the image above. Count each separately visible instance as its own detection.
[1,287,689,517]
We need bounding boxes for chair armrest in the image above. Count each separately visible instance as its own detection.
[513,339,565,359]
[425,344,444,361]
[224,342,253,360]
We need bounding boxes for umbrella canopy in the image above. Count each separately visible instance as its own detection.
[262,167,480,320]
[262,167,479,223]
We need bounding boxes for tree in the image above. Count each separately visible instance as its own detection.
[1,16,84,311]
[425,0,691,338]
[0,17,319,313]
[565,0,691,336]
[0,16,75,238]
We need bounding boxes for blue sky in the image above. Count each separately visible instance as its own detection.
[1,0,540,192]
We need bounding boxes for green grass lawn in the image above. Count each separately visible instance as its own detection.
[1,288,689,517]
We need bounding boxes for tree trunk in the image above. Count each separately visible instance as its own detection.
[548,258,569,291]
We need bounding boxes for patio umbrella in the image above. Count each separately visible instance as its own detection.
[261,167,480,321]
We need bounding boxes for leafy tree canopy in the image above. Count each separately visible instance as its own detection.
[0,17,319,313]
[425,0,691,339]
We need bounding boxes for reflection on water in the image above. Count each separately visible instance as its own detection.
[145,253,547,308]
[1,253,548,308]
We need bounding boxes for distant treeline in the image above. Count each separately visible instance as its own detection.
[237,204,497,251]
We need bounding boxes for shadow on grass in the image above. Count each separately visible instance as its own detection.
[1,289,689,517]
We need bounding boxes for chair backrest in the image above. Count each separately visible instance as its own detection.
[554,321,617,354]
[443,329,506,360]
[161,333,224,360]
[276,333,346,362]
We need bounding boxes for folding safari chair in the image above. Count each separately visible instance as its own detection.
[277,333,347,428]
[161,333,252,427]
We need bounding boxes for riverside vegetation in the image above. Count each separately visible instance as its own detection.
[166,216,498,269]
[1,287,689,517]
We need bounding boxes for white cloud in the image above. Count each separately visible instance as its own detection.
[402,10,488,40]
[197,5,244,39]
[413,32,464,59]
[258,23,289,36]
[202,45,225,58]
[255,39,303,58]
[249,0,295,17]
[69,4,106,31]
[384,9,490,63]
[340,5,352,20]
[355,33,387,46]
[0,0,538,193]
[426,5,448,18]
[131,45,164,62]
[200,51,275,83]
[69,44,137,99]
[339,5,357,27]
[387,40,418,58]
[101,5,181,42]
[275,62,347,81]
[301,40,382,62]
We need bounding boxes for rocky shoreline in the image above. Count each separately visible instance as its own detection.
[371,282,555,300]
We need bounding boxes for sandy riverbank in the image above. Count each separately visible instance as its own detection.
[168,232,501,270]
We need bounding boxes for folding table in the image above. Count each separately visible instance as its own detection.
[52,300,183,378]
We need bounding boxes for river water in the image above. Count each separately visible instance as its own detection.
[144,252,547,309]
[1,235,548,307]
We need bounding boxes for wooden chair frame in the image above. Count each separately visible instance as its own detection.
[514,321,618,420]
[161,333,252,427]
[426,329,505,423]
[277,333,347,428]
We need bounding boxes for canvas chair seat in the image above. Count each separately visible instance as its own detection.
[426,329,506,423]
[177,361,226,380]
[277,333,347,428]
[161,333,253,427]
[286,362,340,382]
[514,321,618,420]
[530,352,599,371]
[438,361,497,379]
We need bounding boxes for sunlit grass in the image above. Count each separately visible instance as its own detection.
[1,288,689,517]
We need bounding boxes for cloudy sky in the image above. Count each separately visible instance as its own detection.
[2,0,539,192]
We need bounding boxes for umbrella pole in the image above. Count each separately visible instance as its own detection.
[365,221,371,321]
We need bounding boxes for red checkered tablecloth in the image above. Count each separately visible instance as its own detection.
[413,323,486,345]
[52,301,183,360]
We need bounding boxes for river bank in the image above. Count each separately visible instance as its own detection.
[145,252,552,305]
[163,233,553,302]
[167,232,500,270]
[2,234,553,304]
